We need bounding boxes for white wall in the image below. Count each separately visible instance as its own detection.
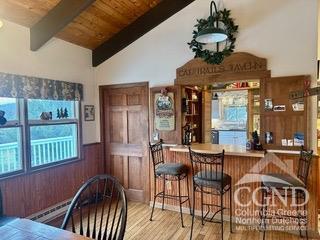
[0,20,97,144]
[94,0,318,148]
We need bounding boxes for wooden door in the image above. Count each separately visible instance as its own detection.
[100,83,149,202]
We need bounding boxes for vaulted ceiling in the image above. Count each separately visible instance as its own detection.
[0,0,195,66]
[0,0,161,49]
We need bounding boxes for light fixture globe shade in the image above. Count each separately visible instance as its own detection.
[196,27,228,44]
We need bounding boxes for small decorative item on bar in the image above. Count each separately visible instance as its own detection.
[152,131,159,141]
[183,123,192,145]
[252,130,263,150]
[281,139,288,146]
[246,139,252,150]
[265,131,273,144]
[155,88,175,131]
[264,99,273,111]
[273,105,286,111]
[0,110,7,125]
[84,105,95,121]
[188,1,238,65]
[287,139,293,146]
[40,112,52,120]
[293,132,304,146]
[292,101,304,111]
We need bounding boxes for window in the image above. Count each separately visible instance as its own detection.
[0,98,23,176]
[0,98,81,177]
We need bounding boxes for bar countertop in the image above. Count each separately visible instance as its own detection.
[169,143,265,158]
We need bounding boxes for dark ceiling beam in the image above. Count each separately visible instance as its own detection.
[30,0,96,51]
[92,0,195,67]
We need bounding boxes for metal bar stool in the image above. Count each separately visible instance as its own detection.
[189,148,233,240]
[149,140,191,227]
[260,147,313,239]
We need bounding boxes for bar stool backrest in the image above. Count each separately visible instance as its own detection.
[297,147,313,186]
[149,140,165,170]
[189,148,225,188]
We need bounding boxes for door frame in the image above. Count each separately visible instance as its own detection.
[99,82,150,203]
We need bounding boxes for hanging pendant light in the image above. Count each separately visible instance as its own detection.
[196,1,228,44]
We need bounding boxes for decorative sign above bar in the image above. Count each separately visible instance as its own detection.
[154,89,175,131]
[175,52,268,85]
[288,78,316,100]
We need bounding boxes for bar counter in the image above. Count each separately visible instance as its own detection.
[169,143,265,158]
[150,143,319,232]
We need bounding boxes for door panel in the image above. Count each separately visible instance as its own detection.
[128,156,143,190]
[101,83,149,203]
[110,155,124,185]
[110,111,125,143]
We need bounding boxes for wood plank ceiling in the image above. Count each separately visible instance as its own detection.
[0,0,161,49]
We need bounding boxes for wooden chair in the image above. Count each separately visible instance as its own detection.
[0,188,18,227]
[61,175,127,240]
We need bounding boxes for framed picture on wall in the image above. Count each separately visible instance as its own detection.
[84,105,95,121]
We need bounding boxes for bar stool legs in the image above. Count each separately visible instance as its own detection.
[220,192,224,240]
[150,174,191,228]
[150,180,157,221]
[186,176,192,215]
[178,178,184,227]
[162,176,165,211]
[189,186,233,240]
[190,185,196,240]
[230,185,233,233]
[260,188,309,240]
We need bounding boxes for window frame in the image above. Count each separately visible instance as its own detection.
[0,98,82,179]
[0,98,25,177]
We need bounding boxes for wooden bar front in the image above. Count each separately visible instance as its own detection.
[150,146,319,232]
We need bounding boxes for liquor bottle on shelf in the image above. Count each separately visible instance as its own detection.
[182,123,192,145]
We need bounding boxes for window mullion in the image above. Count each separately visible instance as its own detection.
[22,98,31,171]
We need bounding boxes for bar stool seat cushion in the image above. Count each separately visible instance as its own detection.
[0,216,18,227]
[261,173,305,189]
[155,163,188,176]
[194,171,231,189]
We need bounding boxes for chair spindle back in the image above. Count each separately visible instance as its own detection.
[61,175,127,240]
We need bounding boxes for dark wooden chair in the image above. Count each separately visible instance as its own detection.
[0,188,18,227]
[189,148,233,240]
[61,175,127,240]
[260,147,313,240]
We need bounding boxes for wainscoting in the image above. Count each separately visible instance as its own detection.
[0,143,103,217]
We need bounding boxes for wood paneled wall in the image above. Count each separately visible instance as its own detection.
[151,149,319,231]
[0,143,103,217]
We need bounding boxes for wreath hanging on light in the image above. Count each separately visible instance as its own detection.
[188,1,238,65]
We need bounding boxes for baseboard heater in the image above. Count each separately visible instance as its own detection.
[27,198,72,223]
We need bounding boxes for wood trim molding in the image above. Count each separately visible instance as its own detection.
[92,0,195,67]
[30,0,96,51]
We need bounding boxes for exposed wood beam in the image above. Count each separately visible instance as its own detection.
[92,0,195,67]
[30,0,96,51]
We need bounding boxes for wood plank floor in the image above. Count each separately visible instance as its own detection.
[49,201,319,239]
[124,202,312,240]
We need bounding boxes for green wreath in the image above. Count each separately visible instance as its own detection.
[188,9,238,65]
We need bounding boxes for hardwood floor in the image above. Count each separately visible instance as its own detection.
[49,201,318,239]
